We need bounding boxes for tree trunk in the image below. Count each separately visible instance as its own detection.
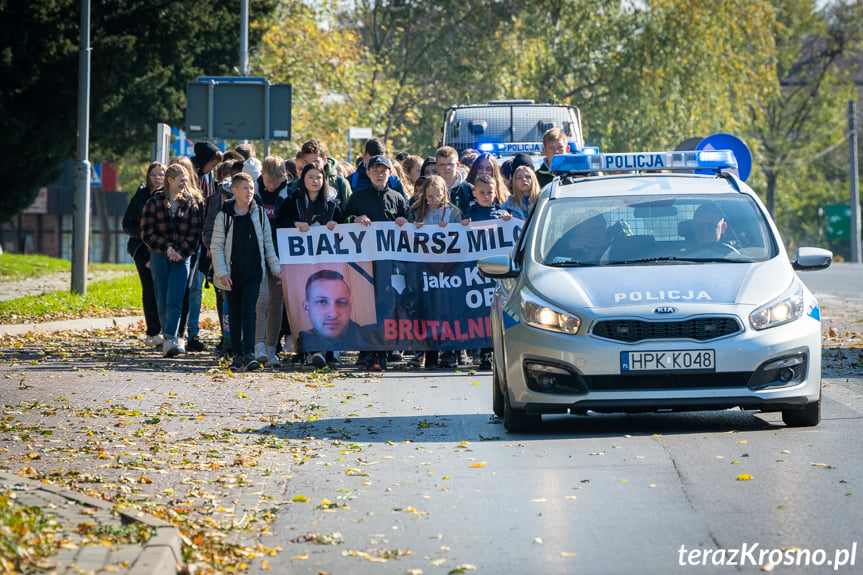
[765,170,777,217]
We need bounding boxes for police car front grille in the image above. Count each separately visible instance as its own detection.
[592,317,741,343]
[586,372,752,390]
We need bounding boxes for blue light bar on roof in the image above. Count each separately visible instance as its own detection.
[550,149,738,174]
[476,142,545,154]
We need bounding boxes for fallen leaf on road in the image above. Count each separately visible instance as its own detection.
[737,474,754,481]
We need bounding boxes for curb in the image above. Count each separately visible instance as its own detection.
[0,472,183,575]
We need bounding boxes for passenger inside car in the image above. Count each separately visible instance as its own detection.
[546,212,610,263]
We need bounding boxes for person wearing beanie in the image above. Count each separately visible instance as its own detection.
[509,153,535,177]
[192,141,223,197]
[243,157,263,195]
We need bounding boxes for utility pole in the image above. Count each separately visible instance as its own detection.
[850,100,861,263]
[72,0,91,294]
[241,0,250,76]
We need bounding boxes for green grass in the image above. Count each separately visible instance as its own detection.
[0,254,134,281]
[0,258,216,324]
[0,253,70,280]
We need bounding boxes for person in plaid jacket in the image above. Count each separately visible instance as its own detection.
[141,164,204,358]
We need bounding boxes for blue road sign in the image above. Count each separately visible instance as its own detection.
[696,133,752,181]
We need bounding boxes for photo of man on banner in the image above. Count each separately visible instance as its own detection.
[283,263,381,353]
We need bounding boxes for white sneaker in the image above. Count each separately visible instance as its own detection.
[266,346,281,368]
[311,352,327,369]
[176,337,186,354]
[282,337,295,353]
[255,342,268,365]
[163,339,180,358]
[145,334,164,346]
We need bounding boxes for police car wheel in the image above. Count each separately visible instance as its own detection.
[781,398,821,427]
[503,388,540,432]
[492,362,504,418]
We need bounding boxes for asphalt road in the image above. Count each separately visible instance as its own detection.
[241,264,863,574]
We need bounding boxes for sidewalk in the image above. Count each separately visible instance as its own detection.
[0,315,206,575]
[0,313,335,574]
[0,472,181,575]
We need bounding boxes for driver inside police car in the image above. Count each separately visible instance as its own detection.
[691,203,728,244]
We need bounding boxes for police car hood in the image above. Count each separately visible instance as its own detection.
[527,256,795,309]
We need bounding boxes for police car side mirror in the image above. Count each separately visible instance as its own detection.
[478,255,520,278]
[792,247,832,271]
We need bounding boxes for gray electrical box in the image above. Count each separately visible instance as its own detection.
[185,78,292,141]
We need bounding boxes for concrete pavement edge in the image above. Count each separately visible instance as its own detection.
[1,470,183,575]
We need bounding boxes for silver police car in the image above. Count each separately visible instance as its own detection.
[479,150,832,432]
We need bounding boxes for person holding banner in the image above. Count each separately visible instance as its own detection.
[344,155,409,372]
[465,153,510,211]
[403,174,463,369]
[282,163,344,368]
[502,164,541,220]
[461,174,513,224]
[461,174,513,370]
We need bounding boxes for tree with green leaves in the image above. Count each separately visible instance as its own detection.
[0,0,275,225]
[747,0,858,218]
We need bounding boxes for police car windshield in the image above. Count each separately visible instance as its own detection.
[538,193,776,266]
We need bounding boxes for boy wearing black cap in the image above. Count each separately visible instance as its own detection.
[344,156,408,224]
[349,138,407,199]
[343,155,409,372]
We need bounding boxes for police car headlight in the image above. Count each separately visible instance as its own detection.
[749,282,805,330]
[521,289,581,335]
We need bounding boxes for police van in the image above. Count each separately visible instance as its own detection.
[439,100,584,161]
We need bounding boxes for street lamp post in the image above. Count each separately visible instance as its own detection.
[72,0,91,294]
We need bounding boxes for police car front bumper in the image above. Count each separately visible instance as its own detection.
[499,307,822,416]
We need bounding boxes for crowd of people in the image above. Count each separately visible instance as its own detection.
[123,127,573,371]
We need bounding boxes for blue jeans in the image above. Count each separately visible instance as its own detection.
[187,269,204,338]
[150,251,190,340]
